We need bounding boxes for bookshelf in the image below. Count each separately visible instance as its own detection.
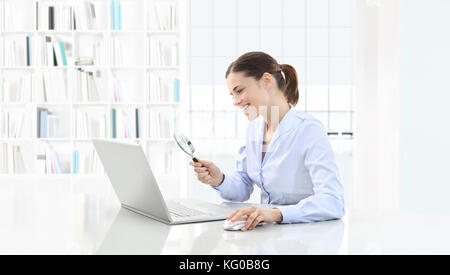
[0,0,186,186]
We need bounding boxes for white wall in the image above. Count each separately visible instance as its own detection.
[355,0,450,214]
[354,0,401,213]
[399,0,450,214]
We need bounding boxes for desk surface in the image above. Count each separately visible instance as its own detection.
[1,178,450,255]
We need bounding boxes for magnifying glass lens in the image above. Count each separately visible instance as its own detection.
[173,132,198,162]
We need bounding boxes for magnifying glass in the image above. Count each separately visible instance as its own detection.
[173,132,199,163]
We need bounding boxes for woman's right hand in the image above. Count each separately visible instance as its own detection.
[189,158,224,187]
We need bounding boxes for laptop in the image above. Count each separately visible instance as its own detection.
[92,139,238,225]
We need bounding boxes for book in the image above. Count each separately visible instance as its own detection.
[49,6,54,30]
[59,41,67,66]
[72,148,104,174]
[52,41,67,66]
[173,78,180,102]
[75,57,94,66]
[45,147,53,174]
[47,114,58,138]
[111,0,122,30]
[151,3,178,31]
[110,0,115,30]
[45,36,56,66]
[41,110,48,138]
[37,108,55,138]
[111,108,116,138]
[136,108,141,138]
[3,1,12,31]
[53,42,63,66]
[112,77,123,102]
[111,37,124,66]
[117,0,121,30]
[52,151,62,174]
[26,36,31,66]
[36,154,46,174]
[14,146,27,174]
[3,37,29,66]
[40,70,68,102]
[35,2,39,30]
[74,0,96,30]
[74,150,81,174]
[9,112,25,138]
[74,69,103,102]
[108,108,140,139]
[37,107,47,138]
[38,3,80,31]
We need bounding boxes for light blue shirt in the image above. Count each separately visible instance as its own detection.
[213,107,345,224]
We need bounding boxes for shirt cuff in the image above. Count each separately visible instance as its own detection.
[212,173,229,193]
[276,205,300,224]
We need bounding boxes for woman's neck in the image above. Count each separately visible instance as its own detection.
[264,100,291,133]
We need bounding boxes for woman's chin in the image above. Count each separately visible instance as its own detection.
[245,112,259,121]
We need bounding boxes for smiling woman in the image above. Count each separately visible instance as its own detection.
[189,51,346,231]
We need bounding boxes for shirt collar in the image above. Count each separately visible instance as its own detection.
[277,105,296,136]
[256,105,296,142]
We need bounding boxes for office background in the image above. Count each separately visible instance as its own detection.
[2,0,450,254]
[0,0,355,207]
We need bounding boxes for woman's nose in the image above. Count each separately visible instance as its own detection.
[233,97,241,106]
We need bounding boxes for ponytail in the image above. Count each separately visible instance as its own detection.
[280,64,299,106]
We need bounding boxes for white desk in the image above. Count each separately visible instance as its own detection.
[1,178,450,255]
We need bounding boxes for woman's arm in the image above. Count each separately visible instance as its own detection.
[211,145,255,202]
[190,145,254,202]
[277,123,346,224]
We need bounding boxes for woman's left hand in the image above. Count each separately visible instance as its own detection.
[227,206,283,231]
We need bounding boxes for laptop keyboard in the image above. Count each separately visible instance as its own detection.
[168,203,206,218]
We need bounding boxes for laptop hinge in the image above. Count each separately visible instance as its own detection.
[122,204,172,224]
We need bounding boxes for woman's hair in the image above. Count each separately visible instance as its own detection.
[226,52,299,106]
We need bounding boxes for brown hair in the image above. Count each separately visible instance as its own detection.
[226,52,299,106]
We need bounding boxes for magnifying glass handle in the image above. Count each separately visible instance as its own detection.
[192,157,199,163]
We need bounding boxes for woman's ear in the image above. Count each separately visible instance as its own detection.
[261,72,273,90]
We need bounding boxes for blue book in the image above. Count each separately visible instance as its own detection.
[117,0,121,30]
[52,151,63,174]
[44,111,52,138]
[173,78,180,102]
[58,41,67,66]
[39,110,49,138]
[111,0,121,30]
[73,150,79,174]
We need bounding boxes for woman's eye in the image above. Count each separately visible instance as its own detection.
[237,89,244,94]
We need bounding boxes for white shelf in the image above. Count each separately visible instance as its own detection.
[146,67,180,70]
[0,0,186,178]
[0,138,176,142]
[147,31,180,35]
[0,66,34,70]
[37,30,109,34]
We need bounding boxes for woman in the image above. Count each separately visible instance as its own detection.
[190,52,345,231]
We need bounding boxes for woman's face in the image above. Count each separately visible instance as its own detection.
[226,71,272,121]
